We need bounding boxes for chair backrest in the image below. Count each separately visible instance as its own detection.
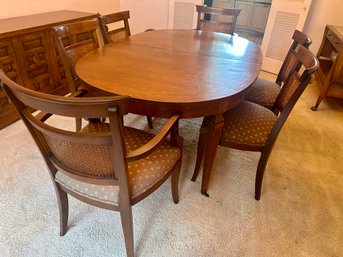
[195,5,241,35]
[53,19,101,92]
[267,46,318,148]
[98,11,131,44]
[276,29,313,85]
[0,69,130,186]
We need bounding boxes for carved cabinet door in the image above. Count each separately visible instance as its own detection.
[12,31,67,95]
[0,39,22,128]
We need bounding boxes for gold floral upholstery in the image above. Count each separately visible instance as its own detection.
[55,172,119,204]
[54,123,181,205]
[221,101,277,147]
[245,78,280,109]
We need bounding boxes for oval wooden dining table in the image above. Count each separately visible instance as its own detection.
[75,29,263,196]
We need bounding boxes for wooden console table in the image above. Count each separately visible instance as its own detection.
[0,10,98,129]
[312,25,343,111]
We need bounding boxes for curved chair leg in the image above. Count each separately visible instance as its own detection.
[55,184,69,236]
[171,159,182,204]
[255,150,272,201]
[191,121,207,182]
[120,204,134,257]
[147,116,153,129]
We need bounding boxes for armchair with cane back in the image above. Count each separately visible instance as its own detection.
[191,45,318,200]
[0,70,183,257]
[245,30,313,110]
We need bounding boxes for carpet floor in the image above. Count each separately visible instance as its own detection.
[0,79,342,257]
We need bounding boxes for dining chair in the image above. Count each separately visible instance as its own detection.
[98,11,154,129]
[98,10,131,44]
[191,45,319,200]
[195,5,241,35]
[245,30,313,111]
[53,19,107,94]
[53,19,113,130]
[0,69,183,257]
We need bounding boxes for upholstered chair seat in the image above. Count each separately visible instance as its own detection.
[55,123,181,204]
[221,101,277,149]
[244,78,280,110]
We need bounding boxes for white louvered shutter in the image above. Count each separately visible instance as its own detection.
[168,0,203,29]
[260,0,312,74]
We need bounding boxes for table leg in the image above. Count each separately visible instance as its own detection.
[201,114,224,196]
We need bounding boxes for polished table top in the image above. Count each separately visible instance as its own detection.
[76,29,262,118]
[76,29,263,195]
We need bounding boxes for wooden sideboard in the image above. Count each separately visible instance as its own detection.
[0,10,98,129]
[312,25,343,111]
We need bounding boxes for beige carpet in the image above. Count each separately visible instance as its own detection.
[0,78,342,257]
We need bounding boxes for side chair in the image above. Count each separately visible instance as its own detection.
[191,45,319,200]
[98,10,154,129]
[195,5,241,35]
[98,10,131,44]
[53,19,107,95]
[0,69,183,257]
[245,30,313,111]
[53,19,112,130]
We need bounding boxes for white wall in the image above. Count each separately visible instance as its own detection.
[304,0,343,54]
[120,0,169,34]
[0,0,120,19]
[1,0,342,54]
[120,0,343,54]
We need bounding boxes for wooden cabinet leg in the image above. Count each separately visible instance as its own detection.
[311,96,323,111]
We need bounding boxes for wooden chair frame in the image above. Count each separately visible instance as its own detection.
[276,29,313,85]
[245,29,313,111]
[196,5,241,35]
[98,11,153,129]
[192,45,319,200]
[54,19,101,93]
[98,10,131,45]
[0,69,183,257]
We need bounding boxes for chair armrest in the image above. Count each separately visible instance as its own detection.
[35,111,53,122]
[67,88,88,97]
[125,114,181,162]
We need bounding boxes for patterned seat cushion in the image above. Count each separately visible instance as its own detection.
[221,101,277,147]
[55,123,181,205]
[245,77,280,109]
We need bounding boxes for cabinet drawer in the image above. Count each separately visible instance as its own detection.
[326,30,343,51]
